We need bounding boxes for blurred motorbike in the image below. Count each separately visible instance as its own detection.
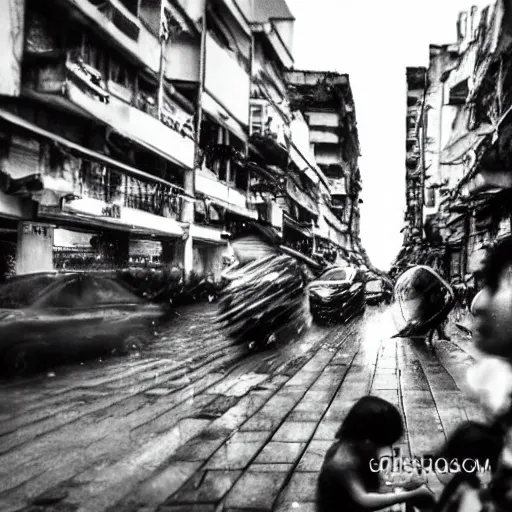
[391,265,455,339]
[216,223,320,350]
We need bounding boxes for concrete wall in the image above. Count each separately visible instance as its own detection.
[16,222,54,274]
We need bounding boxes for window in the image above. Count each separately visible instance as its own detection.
[108,53,136,102]
[81,33,108,77]
[34,275,142,308]
[0,275,59,308]
[250,104,265,136]
[321,269,347,281]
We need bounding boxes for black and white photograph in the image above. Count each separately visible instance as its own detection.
[0,0,511,510]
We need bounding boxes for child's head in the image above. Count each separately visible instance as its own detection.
[472,235,512,359]
[438,421,503,474]
[336,396,403,447]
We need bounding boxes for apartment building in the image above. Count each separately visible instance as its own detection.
[0,0,365,280]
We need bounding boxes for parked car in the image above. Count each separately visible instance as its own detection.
[308,266,366,325]
[365,277,392,305]
[0,272,168,377]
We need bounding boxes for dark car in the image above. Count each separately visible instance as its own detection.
[0,272,167,376]
[308,266,366,325]
[365,277,392,305]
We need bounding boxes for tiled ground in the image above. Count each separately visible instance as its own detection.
[0,304,483,511]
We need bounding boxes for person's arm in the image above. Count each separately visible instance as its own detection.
[328,465,434,511]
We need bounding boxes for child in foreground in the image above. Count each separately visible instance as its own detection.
[316,396,435,511]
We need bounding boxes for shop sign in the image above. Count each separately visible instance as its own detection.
[21,222,52,237]
[101,204,121,219]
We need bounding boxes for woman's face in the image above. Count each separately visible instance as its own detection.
[472,264,512,359]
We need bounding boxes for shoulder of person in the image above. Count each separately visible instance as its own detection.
[322,442,363,472]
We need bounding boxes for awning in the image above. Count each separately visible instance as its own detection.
[209,197,258,220]
[189,224,228,245]
[0,108,190,195]
[201,91,248,143]
[286,179,319,216]
[39,197,184,238]
[468,169,512,195]
[283,214,312,238]
[440,106,493,164]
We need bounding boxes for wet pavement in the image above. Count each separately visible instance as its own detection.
[0,303,485,512]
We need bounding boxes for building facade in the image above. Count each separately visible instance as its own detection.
[285,70,365,267]
[0,0,366,281]
[393,0,512,284]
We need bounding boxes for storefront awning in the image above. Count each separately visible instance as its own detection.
[189,224,228,245]
[63,197,183,237]
[39,199,184,239]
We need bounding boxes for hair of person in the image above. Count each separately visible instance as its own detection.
[481,235,512,291]
[437,421,503,471]
[335,396,403,446]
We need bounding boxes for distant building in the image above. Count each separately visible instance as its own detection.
[394,1,512,283]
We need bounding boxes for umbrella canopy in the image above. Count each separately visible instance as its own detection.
[391,265,455,337]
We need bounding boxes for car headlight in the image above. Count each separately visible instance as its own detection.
[312,288,333,299]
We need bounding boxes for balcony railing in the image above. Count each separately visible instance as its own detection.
[78,159,183,219]
[56,0,161,72]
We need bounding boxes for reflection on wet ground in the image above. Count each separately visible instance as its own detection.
[0,303,485,512]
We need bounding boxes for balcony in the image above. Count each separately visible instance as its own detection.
[407,127,417,140]
[0,112,185,237]
[249,99,289,166]
[24,55,195,169]
[310,130,340,145]
[306,112,339,129]
[54,0,161,72]
[195,167,257,220]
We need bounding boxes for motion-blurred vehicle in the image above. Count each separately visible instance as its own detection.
[308,266,366,325]
[391,265,455,338]
[0,272,168,376]
[365,277,392,305]
[217,254,309,349]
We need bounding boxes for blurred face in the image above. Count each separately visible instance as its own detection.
[472,264,512,359]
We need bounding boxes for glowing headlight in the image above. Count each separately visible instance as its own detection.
[312,288,333,299]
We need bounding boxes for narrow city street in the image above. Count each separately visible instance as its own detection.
[0,303,484,512]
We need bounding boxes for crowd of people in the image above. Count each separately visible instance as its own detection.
[316,235,512,511]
